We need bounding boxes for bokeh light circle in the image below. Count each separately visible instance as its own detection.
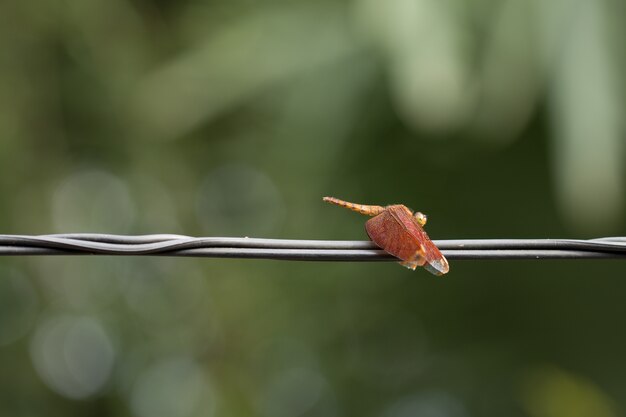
[52,170,135,232]
[30,315,116,399]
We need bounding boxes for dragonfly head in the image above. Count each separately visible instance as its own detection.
[414,211,427,226]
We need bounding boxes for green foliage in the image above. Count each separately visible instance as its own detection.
[0,0,625,415]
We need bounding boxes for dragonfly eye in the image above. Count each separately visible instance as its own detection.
[414,212,427,226]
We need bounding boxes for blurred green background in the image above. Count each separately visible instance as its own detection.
[1,0,626,416]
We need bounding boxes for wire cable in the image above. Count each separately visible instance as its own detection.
[1,234,626,261]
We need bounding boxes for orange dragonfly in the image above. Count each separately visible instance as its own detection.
[323,197,449,275]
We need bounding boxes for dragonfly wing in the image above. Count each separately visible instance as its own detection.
[365,210,426,265]
[387,205,449,276]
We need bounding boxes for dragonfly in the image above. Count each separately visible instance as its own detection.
[323,197,449,275]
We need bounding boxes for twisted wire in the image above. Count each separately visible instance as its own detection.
[1,234,626,261]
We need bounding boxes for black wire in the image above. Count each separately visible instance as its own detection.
[1,234,626,261]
